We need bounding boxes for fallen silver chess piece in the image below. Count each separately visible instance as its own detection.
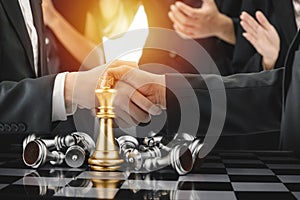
[115,133,205,175]
[23,139,65,168]
[23,132,95,168]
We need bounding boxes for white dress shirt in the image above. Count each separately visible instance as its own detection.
[293,0,300,29]
[18,0,70,122]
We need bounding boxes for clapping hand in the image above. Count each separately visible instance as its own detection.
[240,11,280,70]
[168,0,235,44]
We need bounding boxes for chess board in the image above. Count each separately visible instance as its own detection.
[0,150,299,200]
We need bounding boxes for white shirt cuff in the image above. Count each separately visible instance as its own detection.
[52,72,77,122]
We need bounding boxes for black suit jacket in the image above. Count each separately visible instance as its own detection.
[0,0,55,134]
[0,0,79,154]
[165,29,300,152]
[232,0,297,73]
[166,68,283,150]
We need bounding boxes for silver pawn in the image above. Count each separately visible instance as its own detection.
[64,132,95,168]
[65,145,86,168]
[143,145,193,175]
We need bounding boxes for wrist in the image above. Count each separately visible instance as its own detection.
[214,14,236,45]
[262,56,277,70]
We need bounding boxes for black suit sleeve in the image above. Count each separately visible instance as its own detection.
[0,75,56,134]
[166,68,283,149]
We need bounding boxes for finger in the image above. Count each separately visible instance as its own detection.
[240,13,259,34]
[115,89,151,124]
[116,91,152,124]
[109,69,164,115]
[169,12,194,35]
[240,21,258,40]
[173,24,195,39]
[242,32,257,47]
[169,5,195,27]
[130,102,151,123]
[170,12,195,35]
[115,81,161,116]
[114,118,131,129]
[175,1,199,17]
[115,107,139,127]
[130,86,162,116]
[255,11,272,30]
[168,10,176,23]
[240,11,260,32]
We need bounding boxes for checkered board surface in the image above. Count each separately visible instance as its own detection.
[0,151,299,200]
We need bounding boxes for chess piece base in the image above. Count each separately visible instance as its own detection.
[88,150,123,171]
[89,165,121,172]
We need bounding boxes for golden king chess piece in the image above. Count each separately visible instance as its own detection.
[88,76,123,171]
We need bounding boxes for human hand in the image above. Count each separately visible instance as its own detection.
[105,65,166,124]
[66,60,139,109]
[65,61,161,128]
[240,11,280,70]
[168,0,234,43]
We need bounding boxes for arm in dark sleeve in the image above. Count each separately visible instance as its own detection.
[0,75,56,134]
[165,68,283,149]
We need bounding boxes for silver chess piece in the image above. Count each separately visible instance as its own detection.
[170,133,205,162]
[116,135,139,162]
[127,146,162,171]
[71,132,95,155]
[174,132,195,141]
[143,145,193,175]
[23,132,95,168]
[22,134,76,151]
[188,138,205,162]
[64,132,95,168]
[23,134,37,150]
[23,140,65,168]
[142,136,162,147]
[65,145,86,168]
